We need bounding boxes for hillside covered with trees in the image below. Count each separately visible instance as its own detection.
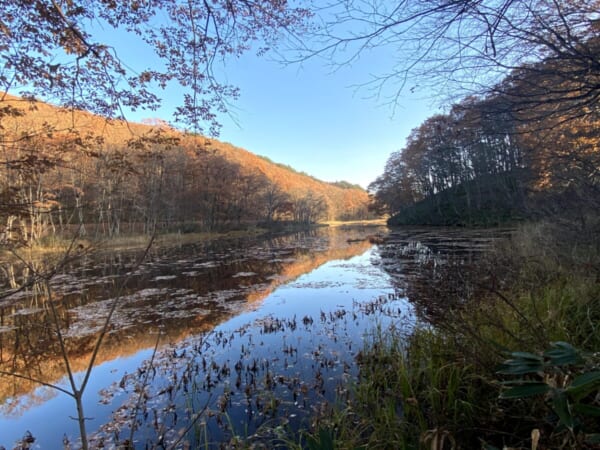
[367,8,599,226]
[369,79,599,225]
[0,95,370,247]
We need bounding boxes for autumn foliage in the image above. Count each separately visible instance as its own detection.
[0,94,370,246]
[370,42,600,225]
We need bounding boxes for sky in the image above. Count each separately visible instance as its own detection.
[212,54,438,189]
[94,15,440,190]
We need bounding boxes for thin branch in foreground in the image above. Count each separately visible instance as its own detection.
[0,370,74,397]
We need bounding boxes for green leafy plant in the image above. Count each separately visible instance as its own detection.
[498,342,600,445]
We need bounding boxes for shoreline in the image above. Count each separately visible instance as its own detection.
[0,220,388,260]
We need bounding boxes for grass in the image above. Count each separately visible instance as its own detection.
[294,217,600,449]
[3,219,387,261]
[0,228,270,261]
[291,327,487,449]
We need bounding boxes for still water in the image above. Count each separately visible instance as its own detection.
[0,226,505,448]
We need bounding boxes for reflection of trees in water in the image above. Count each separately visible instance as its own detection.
[0,227,375,409]
[89,259,402,448]
[379,228,511,323]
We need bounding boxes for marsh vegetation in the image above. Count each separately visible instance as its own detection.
[0,225,510,448]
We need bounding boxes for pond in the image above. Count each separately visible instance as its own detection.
[0,225,507,448]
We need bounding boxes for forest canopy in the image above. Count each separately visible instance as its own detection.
[1,2,372,248]
[315,1,599,224]
[368,59,600,225]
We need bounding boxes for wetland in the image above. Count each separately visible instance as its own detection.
[0,225,507,448]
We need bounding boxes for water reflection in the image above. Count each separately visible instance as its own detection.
[0,227,383,445]
[86,243,406,448]
[0,226,507,448]
[379,227,512,322]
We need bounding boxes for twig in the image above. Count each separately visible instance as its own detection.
[0,369,73,397]
[166,394,213,450]
[128,327,163,444]
[79,231,157,395]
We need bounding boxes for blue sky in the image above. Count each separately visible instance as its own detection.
[96,19,439,190]
[212,53,438,189]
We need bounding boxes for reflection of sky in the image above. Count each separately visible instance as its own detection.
[0,350,153,448]
[0,246,407,448]
[220,249,395,331]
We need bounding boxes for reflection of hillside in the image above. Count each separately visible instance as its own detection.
[1,313,225,413]
[378,227,511,322]
[0,228,375,411]
[246,239,371,303]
